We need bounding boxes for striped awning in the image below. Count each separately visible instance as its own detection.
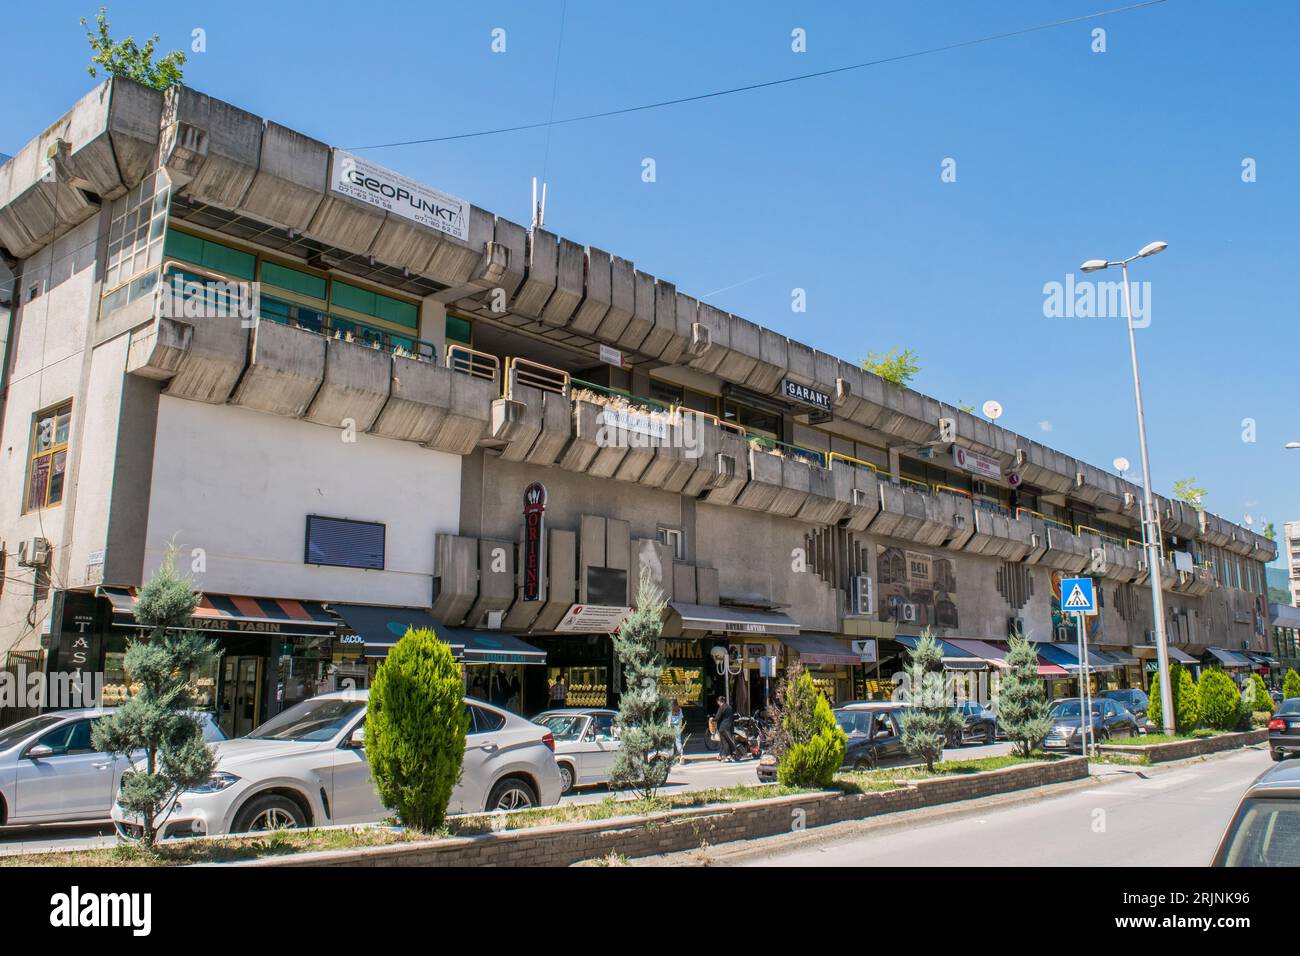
[98,586,337,637]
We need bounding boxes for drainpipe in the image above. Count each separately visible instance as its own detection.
[0,247,17,452]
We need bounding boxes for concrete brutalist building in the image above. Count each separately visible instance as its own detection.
[0,78,1279,732]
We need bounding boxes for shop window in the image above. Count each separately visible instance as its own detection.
[304,515,385,570]
[331,280,418,330]
[657,526,685,560]
[24,401,72,512]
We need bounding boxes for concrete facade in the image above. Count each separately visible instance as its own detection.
[0,79,1277,712]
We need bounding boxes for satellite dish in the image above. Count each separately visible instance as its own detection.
[1113,457,1131,474]
[982,400,1003,420]
[1244,513,1254,526]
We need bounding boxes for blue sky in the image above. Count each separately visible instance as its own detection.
[5,1,1296,563]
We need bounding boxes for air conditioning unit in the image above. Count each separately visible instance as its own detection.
[1007,617,1024,638]
[484,610,505,630]
[688,322,711,356]
[1143,629,1154,644]
[850,575,874,615]
[716,453,736,479]
[1054,624,1071,643]
[851,488,873,507]
[1088,547,1107,573]
[17,537,50,567]
[900,603,918,623]
[1123,492,1136,510]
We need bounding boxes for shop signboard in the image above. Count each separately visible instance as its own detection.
[522,482,547,602]
[851,639,878,663]
[556,604,633,633]
[330,149,469,241]
[953,446,1002,480]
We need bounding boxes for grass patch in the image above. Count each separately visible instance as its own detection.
[833,752,1046,790]
[1106,730,1218,746]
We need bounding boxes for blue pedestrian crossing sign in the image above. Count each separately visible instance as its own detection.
[1061,576,1096,615]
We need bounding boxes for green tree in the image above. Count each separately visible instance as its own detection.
[92,548,219,848]
[862,348,920,387]
[1197,669,1241,731]
[1148,664,1200,734]
[82,7,186,89]
[1171,477,1207,512]
[1283,668,1300,703]
[899,630,964,772]
[365,627,468,831]
[1246,672,1274,716]
[995,632,1054,757]
[608,570,675,800]
[1260,521,1276,543]
[775,669,846,787]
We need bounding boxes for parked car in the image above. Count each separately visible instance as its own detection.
[1041,697,1140,753]
[1211,760,1300,866]
[1101,688,1149,715]
[111,692,561,839]
[533,708,620,793]
[0,708,224,827]
[949,700,997,746]
[757,701,912,781]
[1267,698,1300,762]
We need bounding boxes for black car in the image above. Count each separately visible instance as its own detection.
[948,700,998,746]
[757,702,911,780]
[1101,687,1149,715]
[1041,697,1140,752]
[1268,698,1300,762]
[1211,760,1300,866]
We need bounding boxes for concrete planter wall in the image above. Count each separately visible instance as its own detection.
[1097,729,1268,764]
[232,757,1087,869]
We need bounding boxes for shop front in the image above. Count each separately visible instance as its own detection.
[889,634,990,703]
[531,634,615,713]
[1202,646,1254,686]
[780,633,863,706]
[1035,642,1111,699]
[1099,647,1144,691]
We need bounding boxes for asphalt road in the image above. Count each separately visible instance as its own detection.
[734,747,1272,867]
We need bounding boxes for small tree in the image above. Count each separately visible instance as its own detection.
[1197,669,1241,731]
[82,7,186,89]
[1149,664,1200,735]
[1171,477,1207,512]
[93,549,218,848]
[862,347,920,387]
[1260,521,1276,543]
[899,630,964,773]
[1283,668,1300,703]
[995,632,1054,757]
[1246,672,1274,716]
[608,569,675,800]
[366,627,468,831]
[775,669,846,787]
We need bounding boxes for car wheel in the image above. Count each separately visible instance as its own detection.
[1271,750,1285,763]
[231,794,307,834]
[557,762,575,795]
[487,777,538,812]
[853,750,880,772]
[1098,728,1111,743]
[983,723,995,744]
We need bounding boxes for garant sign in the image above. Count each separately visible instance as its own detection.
[521,482,547,602]
[330,149,469,242]
[781,379,832,413]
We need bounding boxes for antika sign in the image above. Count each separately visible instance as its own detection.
[522,482,548,602]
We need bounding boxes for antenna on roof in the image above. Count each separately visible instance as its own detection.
[531,176,548,230]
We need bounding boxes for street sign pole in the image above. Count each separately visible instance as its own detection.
[1062,576,1098,758]
[1077,610,1092,757]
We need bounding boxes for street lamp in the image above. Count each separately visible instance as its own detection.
[1078,241,1175,735]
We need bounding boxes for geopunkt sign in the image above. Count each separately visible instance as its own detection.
[331,149,469,241]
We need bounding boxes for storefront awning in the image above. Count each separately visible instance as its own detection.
[946,638,1012,671]
[1100,647,1142,666]
[99,586,337,638]
[668,602,800,637]
[892,635,988,671]
[1204,646,1253,668]
[1167,646,1199,665]
[458,631,547,665]
[1036,643,1114,673]
[330,604,465,658]
[1245,651,1280,667]
[780,633,861,666]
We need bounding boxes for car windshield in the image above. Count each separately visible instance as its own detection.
[1220,798,1300,867]
[0,714,67,752]
[1278,699,1300,716]
[535,714,587,740]
[1049,700,1100,719]
[246,697,365,742]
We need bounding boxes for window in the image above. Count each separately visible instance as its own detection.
[723,400,781,437]
[34,719,94,756]
[304,515,385,570]
[657,526,685,560]
[467,703,505,734]
[25,401,72,511]
[163,227,256,281]
[446,314,473,345]
[331,281,418,330]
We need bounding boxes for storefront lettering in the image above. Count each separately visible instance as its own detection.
[522,482,547,602]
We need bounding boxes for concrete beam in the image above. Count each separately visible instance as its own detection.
[302,337,392,432]
[238,121,328,232]
[161,86,260,208]
[540,237,584,326]
[532,528,577,632]
[466,537,516,627]
[594,255,636,342]
[432,534,479,626]
[161,313,249,404]
[231,319,327,418]
[615,269,656,353]
[841,465,881,532]
[512,228,558,318]
[425,371,495,455]
[370,356,452,443]
[636,278,678,358]
[569,246,612,335]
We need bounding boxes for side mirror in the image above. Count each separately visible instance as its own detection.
[26,744,54,760]
[349,727,366,749]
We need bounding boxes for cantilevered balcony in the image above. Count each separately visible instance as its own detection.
[867,477,971,548]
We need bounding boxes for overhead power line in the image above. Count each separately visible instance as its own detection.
[346,0,1167,151]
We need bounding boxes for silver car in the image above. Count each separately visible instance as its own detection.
[0,708,224,826]
[533,708,621,793]
[111,690,562,838]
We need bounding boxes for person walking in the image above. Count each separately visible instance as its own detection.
[490,669,511,708]
[669,699,685,762]
[713,695,735,762]
[550,674,569,708]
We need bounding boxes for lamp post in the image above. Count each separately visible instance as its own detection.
[1080,241,1175,735]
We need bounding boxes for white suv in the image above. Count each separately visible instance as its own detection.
[111,691,561,839]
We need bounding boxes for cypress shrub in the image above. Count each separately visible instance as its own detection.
[1247,673,1274,715]
[1197,669,1241,731]
[1284,668,1300,703]
[366,627,469,832]
[777,671,846,788]
[1148,663,1200,735]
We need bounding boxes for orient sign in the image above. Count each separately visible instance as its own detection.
[330,149,469,242]
[521,482,547,603]
[781,379,832,413]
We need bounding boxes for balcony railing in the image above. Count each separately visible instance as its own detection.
[446,344,500,381]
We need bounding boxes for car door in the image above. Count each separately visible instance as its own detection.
[585,713,619,781]
[871,712,906,765]
[452,703,502,814]
[564,716,600,785]
[329,716,384,824]
[13,718,115,821]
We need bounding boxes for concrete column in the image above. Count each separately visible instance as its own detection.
[420,296,447,360]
